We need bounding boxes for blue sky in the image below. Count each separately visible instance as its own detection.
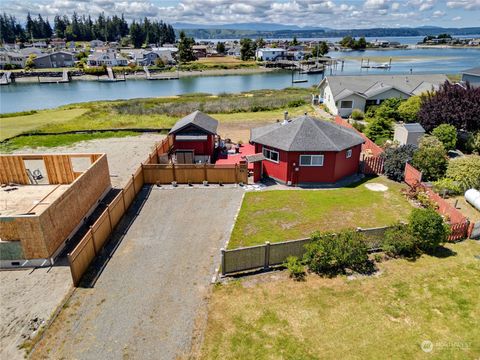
[3,0,480,28]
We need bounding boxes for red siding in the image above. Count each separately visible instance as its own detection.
[333,145,362,181]
[173,134,215,156]
[255,143,361,184]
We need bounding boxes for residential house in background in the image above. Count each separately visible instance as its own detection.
[19,47,43,56]
[318,74,448,117]
[33,51,74,68]
[90,39,104,48]
[192,45,208,58]
[393,123,425,146]
[226,46,240,57]
[50,38,66,49]
[0,49,26,69]
[461,67,480,87]
[87,48,128,67]
[255,48,287,61]
[250,114,364,185]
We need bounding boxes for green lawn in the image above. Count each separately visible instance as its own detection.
[0,108,87,141]
[229,177,412,248]
[201,240,480,359]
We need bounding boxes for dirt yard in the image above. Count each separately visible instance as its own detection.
[0,265,72,360]
[12,134,162,188]
[31,186,244,360]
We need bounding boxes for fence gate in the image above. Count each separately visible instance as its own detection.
[471,222,480,239]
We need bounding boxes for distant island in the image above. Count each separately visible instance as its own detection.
[174,24,480,39]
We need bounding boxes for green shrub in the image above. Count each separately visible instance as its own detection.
[304,230,369,275]
[398,95,421,123]
[466,131,480,154]
[445,155,480,190]
[365,105,378,119]
[432,178,462,196]
[365,117,394,144]
[432,124,457,151]
[84,66,107,76]
[352,121,365,132]
[382,223,419,258]
[408,208,449,253]
[382,144,417,182]
[351,108,365,120]
[412,136,448,181]
[286,99,306,108]
[284,256,306,281]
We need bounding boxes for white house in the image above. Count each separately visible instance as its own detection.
[255,48,287,61]
[87,49,128,67]
[0,49,26,69]
[394,123,425,146]
[318,74,448,117]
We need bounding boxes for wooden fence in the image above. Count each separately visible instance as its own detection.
[403,163,473,241]
[67,165,144,286]
[221,226,390,276]
[143,162,248,184]
[362,156,384,175]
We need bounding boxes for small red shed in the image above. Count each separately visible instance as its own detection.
[169,111,219,163]
[250,115,364,185]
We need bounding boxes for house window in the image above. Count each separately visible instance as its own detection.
[340,100,353,109]
[346,149,352,158]
[263,148,279,163]
[299,155,324,166]
[366,99,377,107]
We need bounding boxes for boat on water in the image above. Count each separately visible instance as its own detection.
[300,67,324,74]
[371,62,391,69]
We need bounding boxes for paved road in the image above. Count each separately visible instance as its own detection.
[32,186,244,360]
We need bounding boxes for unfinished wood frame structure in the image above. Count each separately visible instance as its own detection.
[0,154,111,266]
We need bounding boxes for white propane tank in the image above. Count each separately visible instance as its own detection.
[465,189,480,211]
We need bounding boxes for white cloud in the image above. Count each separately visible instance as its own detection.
[432,10,445,17]
[363,0,390,10]
[391,2,400,10]
[452,15,462,20]
[407,0,436,11]
[447,0,480,10]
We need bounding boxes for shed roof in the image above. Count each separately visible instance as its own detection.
[398,123,425,133]
[250,115,364,152]
[169,110,219,135]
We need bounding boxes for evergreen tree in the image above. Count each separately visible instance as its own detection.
[177,31,195,63]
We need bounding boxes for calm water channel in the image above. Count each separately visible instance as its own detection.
[1,46,479,113]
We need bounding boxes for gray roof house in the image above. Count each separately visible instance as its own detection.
[249,115,365,184]
[251,115,364,152]
[461,67,480,87]
[169,110,219,135]
[318,74,448,117]
[33,51,74,68]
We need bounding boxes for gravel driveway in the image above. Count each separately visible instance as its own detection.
[32,186,244,360]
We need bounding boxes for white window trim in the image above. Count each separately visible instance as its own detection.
[263,147,279,163]
[346,149,352,158]
[299,154,324,167]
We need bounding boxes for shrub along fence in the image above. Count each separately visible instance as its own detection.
[403,163,474,241]
[221,226,390,276]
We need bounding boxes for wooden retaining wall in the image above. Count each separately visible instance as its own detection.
[67,165,144,286]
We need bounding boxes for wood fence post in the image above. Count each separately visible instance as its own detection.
[132,174,136,194]
[221,248,226,276]
[204,163,207,182]
[107,204,113,232]
[172,163,177,182]
[121,189,127,212]
[264,241,270,270]
[90,226,97,255]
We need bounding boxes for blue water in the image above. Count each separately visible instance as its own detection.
[1,46,479,113]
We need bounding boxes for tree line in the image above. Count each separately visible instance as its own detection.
[0,12,175,46]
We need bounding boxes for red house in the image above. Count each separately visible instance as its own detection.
[250,115,364,185]
[169,111,218,163]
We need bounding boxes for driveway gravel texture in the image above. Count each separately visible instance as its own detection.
[31,186,244,360]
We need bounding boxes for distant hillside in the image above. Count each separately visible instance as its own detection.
[172,22,327,31]
[176,26,480,39]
